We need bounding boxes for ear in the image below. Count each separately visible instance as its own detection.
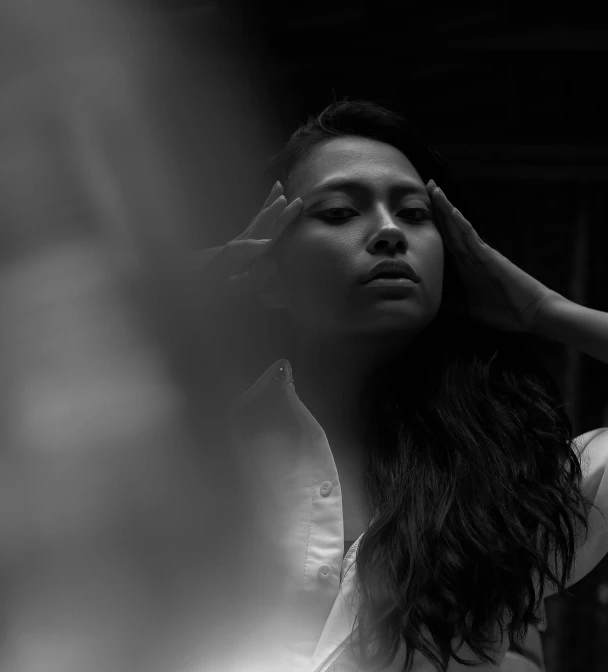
[250,254,289,310]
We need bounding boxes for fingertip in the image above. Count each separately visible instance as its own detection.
[267,195,286,209]
[262,182,285,209]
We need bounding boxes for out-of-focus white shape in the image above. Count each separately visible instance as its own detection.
[0,1,283,671]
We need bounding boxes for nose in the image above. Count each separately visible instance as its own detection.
[366,208,407,255]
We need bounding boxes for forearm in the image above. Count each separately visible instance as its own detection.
[532,294,608,365]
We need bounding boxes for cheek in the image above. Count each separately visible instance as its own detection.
[276,230,350,293]
[417,232,445,287]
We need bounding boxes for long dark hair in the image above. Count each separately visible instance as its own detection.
[267,99,596,671]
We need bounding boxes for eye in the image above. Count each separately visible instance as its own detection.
[398,207,433,223]
[318,207,357,222]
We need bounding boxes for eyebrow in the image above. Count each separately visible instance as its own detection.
[309,177,429,199]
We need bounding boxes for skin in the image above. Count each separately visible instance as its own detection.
[256,136,445,459]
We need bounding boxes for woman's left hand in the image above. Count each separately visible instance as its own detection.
[427,180,560,334]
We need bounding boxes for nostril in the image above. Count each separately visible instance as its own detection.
[375,240,405,252]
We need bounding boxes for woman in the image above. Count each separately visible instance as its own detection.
[198,100,608,672]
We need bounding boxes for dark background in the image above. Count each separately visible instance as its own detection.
[148,1,608,669]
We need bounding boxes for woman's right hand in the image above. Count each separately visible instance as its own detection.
[195,181,303,291]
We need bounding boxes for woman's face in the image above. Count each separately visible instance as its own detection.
[264,136,445,343]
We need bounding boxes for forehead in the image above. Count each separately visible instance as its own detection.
[288,136,424,192]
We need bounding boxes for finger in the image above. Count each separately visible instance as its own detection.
[227,271,251,285]
[425,184,455,248]
[430,185,455,219]
[261,181,284,211]
[451,208,486,250]
[245,195,287,239]
[268,197,303,242]
[430,187,467,255]
[206,239,271,277]
[432,187,484,253]
[192,245,226,270]
[223,238,272,262]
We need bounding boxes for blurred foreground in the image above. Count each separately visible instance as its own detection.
[0,1,282,670]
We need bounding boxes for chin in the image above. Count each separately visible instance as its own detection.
[361,304,438,333]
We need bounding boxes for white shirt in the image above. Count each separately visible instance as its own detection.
[226,358,608,672]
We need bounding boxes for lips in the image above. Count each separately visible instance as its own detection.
[363,260,420,284]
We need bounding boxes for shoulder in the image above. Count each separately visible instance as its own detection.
[573,426,608,452]
[564,427,608,582]
[573,427,608,501]
[540,427,608,599]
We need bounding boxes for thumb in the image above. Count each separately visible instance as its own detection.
[196,239,271,279]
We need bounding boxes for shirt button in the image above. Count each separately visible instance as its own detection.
[317,564,333,581]
[320,481,332,497]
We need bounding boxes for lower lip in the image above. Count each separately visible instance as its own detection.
[364,277,418,290]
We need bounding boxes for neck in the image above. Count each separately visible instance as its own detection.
[287,331,403,447]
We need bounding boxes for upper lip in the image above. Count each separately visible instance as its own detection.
[363,259,420,284]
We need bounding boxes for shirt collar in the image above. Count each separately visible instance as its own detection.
[233,358,294,409]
